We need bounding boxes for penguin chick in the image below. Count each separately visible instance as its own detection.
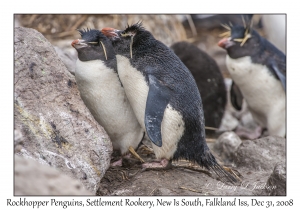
[170,41,227,132]
[71,29,144,165]
[102,23,236,183]
[218,22,286,137]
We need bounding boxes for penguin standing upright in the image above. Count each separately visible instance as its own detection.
[218,20,286,137]
[71,29,144,165]
[170,41,227,132]
[102,23,236,182]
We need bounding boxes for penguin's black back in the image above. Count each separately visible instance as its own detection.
[252,35,286,79]
[107,23,237,183]
[171,41,227,131]
[115,26,214,167]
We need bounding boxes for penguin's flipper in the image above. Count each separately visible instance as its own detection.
[269,61,286,91]
[145,75,171,147]
[230,81,243,111]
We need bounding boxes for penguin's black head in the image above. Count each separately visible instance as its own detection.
[122,22,146,36]
[71,28,115,61]
[102,22,155,58]
[218,23,262,59]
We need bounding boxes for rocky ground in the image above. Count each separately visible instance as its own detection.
[14,14,286,196]
[97,135,285,196]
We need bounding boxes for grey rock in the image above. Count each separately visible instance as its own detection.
[234,136,286,171]
[213,131,242,164]
[15,155,93,195]
[266,163,286,195]
[14,26,113,194]
[158,188,173,195]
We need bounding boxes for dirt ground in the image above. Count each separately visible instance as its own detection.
[97,138,271,196]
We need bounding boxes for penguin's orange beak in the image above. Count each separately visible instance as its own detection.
[71,39,87,49]
[101,27,119,39]
[218,38,235,49]
[71,39,79,48]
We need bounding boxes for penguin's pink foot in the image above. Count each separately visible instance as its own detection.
[111,158,123,167]
[142,158,171,169]
[235,125,263,140]
[110,153,132,167]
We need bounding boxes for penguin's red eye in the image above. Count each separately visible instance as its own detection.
[121,31,135,37]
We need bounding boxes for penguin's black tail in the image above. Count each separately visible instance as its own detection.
[198,149,238,184]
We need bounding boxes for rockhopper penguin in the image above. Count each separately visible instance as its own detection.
[102,23,236,183]
[170,41,227,132]
[71,29,144,165]
[218,21,286,137]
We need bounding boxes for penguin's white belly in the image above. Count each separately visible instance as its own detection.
[116,55,185,159]
[75,59,143,154]
[226,56,286,136]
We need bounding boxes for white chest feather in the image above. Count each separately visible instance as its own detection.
[115,55,149,127]
[116,55,185,159]
[75,59,125,123]
[226,56,286,136]
[75,59,143,154]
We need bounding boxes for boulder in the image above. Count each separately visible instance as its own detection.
[266,163,286,195]
[234,136,285,171]
[15,155,93,195]
[14,26,112,194]
[213,131,242,164]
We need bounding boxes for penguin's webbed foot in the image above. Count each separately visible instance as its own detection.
[142,158,172,170]
[110,153,133,167]
[110,158,123,167]
[111,152,144,168]
[235,125,263,140]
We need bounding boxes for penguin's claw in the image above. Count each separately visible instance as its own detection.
[129,146,145,163]
[139,144,154,154]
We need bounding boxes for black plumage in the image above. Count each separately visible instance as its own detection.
[230,81,243,111]
[170,41,227,131]
[102,23,236,183]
